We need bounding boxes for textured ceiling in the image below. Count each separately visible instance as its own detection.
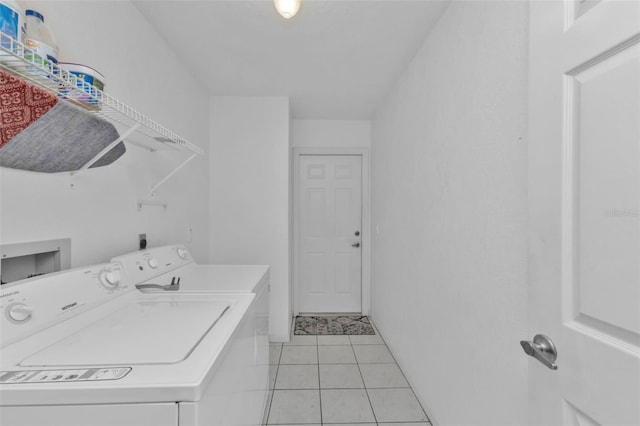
[133,0,449,119]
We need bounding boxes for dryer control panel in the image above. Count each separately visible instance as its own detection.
[112,245,194,287]
[0,262,129,348]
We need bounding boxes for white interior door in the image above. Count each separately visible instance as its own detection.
[298,155,362,313]
[528,1,640,424]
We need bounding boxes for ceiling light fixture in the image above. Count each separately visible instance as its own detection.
[274,0,301,19]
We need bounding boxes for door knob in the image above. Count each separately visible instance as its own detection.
[352,242,360,248]
[520,334,558,370]
[354,231,360,236]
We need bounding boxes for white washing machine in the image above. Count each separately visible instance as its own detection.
[0,257,265,426]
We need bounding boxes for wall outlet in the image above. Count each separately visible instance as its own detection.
[139,233,147,250]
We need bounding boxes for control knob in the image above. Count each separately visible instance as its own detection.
[99,269,121,289]
[147,258,159,269]
[176,247,188,260]
[7,303,33,323]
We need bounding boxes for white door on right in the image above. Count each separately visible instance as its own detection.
[529,1,639,425]
[298,155,362,313]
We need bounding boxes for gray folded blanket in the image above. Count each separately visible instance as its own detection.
[0,100,125,173]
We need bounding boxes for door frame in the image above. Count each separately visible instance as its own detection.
[292,147,370,316]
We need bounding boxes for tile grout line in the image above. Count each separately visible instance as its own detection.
[368,320,432,425]
[387,341,432,423]
[266,362,277,424]
[272,386,415,390]
[315,336,323,426]
[351,338,379,425]
[265,343,282,425]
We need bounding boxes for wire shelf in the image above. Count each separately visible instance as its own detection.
[0,32,203,156]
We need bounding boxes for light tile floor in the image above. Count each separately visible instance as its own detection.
[263,321,432,425]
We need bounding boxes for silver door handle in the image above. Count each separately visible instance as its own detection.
[352,242,360,247]
[520,334,558,370]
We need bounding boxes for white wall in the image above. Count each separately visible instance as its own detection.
[371,2,528,425]
[292,120,371,148]
[209,97,291,341]
[0,1,210,268]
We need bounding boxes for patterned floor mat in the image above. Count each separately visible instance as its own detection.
[294,315,375,335]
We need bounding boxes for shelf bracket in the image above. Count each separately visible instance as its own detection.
[150,153,198,196]
[72,123,141,175]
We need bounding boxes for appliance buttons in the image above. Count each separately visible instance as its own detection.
[147,258,159,269]
[98,269,121,289]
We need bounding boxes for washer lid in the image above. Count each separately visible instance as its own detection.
[19,299,230,367]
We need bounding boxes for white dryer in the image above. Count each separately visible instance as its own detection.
[0,258,263,426]
[110,245,270,422]
[111,245,269,294]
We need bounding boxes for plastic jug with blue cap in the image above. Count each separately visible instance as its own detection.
[24,9,57,66]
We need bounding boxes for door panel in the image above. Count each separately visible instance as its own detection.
[334,252,352,293]
[529,1,639,424]
[307,253,325,294]
[335,188,353,236]
[307,189,325,237]
[571,40,639,337]
[299,155,362,313]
